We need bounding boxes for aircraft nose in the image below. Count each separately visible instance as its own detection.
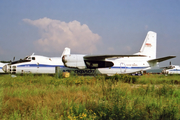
[62,55,67,63]
[2,65,7,72]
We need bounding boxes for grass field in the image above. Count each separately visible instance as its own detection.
[0,73,180,119]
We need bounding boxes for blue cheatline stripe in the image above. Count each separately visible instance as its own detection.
[17,64,65,68]
[169,69,180,71]
[0,67,2,69]
[111,66,148,69]
[17,64,149,69]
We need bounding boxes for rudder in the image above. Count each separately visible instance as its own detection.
[136,31,157,60]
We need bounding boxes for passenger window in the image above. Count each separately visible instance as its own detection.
[92,63,98,67]
[32,57,35,60]
[86,62,90,66]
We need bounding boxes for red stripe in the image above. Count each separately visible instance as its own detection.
[146,43,151,45]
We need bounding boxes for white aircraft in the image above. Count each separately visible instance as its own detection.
[2,31,176,76]
[162,62,180,74]
[62,31,176,76]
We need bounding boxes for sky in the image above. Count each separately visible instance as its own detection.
[0,0,180,67]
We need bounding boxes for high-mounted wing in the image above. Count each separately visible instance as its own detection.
[83,54,146,68]
[62,54,146,69]
[160,61,174,69]
[148,56,176,63]
[160,66,174,69]
[84,54,146,60]
[147,56,176,67]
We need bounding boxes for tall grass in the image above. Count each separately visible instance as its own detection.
[0,74,180,119]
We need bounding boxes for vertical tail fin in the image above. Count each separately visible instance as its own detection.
[135,31,157,60]
[61,47,70,57]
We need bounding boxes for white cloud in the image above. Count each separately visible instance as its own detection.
[23,17,101,53]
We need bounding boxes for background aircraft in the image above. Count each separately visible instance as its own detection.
[62,31,176,76]
[161,62,180,74]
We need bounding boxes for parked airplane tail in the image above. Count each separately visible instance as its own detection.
[135,31,157,60]
[61,47,70,57]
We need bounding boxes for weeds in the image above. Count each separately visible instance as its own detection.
[0,74,180,119]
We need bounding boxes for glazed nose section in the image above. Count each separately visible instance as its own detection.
[2,65,7,73]
[62,55,67,64]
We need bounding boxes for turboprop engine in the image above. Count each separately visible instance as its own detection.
[62,54,114,69]
[62,54,86,69]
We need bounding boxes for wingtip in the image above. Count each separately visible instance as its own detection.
[170,55,176,58]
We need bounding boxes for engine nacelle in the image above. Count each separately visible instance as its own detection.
[62,54,86,69]
[62,54,114,69]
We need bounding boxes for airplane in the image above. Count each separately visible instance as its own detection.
[2,31,176,76]
[62,31,176,76]
[161,62,180,74]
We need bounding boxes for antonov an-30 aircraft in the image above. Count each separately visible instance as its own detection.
[62,31,176,76]
[2,31,176,76]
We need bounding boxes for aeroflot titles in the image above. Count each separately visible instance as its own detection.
[63,69,95,74]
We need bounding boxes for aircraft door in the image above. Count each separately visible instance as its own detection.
[36,62,39,73]
[37,62,39,68]
[120,62,126,73]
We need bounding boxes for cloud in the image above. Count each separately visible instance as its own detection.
[23,17,101,53]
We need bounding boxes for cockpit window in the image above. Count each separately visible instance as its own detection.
[32,57,35,60]
[24,57,28,60]
[11,59,31,65]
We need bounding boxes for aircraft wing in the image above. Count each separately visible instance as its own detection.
[160,66,172,69]
[82,54,146,68]
[84,54,146,60]
[148,56,176,63]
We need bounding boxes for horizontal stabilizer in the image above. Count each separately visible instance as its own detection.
[148,56,176,63]
[84,54,146,60]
